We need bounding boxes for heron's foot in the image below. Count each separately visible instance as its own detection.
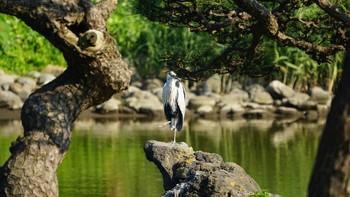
[171,140,176,146]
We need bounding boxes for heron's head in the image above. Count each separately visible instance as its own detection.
[167,71,178,80]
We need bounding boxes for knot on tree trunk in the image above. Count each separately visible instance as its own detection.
[78,29,105,52]
[144,140,261,197]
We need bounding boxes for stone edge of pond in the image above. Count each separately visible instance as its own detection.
[0,67,333,122]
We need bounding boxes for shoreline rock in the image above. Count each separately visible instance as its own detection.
[144,140,262,197]
[0,67,333,121]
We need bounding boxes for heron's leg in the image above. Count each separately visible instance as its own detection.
[155,121,171,128]
[171,130,177,145]
[170,118,176,130]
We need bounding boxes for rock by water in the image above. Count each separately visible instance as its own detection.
[144,140,261,197]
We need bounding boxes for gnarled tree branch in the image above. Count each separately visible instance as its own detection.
[233,0,345,62]
[314,0,350,26]
[0,0,131,196]
[135,0,349,79]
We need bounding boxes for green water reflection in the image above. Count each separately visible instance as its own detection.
[0,118,323,197]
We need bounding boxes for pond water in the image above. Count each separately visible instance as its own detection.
[0,118,323,197]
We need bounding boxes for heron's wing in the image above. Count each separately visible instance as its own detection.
[173,81,186,131]
[176,81,186,121]
[164,103,172,121]
[175,106,183,131]
[162,82,172,121]
[162,82,168,103]
[183,84,187,102]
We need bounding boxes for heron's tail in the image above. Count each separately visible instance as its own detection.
[171,113,183,131]
[170,118,177,131]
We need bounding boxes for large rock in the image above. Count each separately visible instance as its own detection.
[41,64,65,76]
[123,85,141,96]
[9,76,36,101]
[298,99,318,110]
[37,73,56,85]
[9,83,31,101]
[286,92,310,109]
[247,84,273,105]
[0,90,23,109]
[310,86,332,105]
[144,140,261,197]
[206,92,222,103]
[25,71,41,79]
[125,90,163,116]
[218,89,249,107]
[142,78,164,91]
[267,80,295,99]
[15,76,37,90]
[245,84,265,93]
[230,88,250,102]
[189,95,216,110]
[94,97,121,114]
[252,91,273,105]
[196,105,214,114]
[0,74,17,90]
[195,105,216,119]
[152,87,163,102]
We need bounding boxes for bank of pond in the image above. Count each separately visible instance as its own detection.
[0,67,332,123]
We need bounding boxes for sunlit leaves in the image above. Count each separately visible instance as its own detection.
[134,0,349,82]
[0,14,66,74]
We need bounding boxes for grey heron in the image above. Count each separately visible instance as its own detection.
[162,71,186,144]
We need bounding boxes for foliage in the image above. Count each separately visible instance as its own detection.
[134,0,349,82]
[0,0,346,89]
[0,14,66,74]
[270,42,344,91]
[108,0,216,79]
[0,0,218,79]
[249,190,270,197]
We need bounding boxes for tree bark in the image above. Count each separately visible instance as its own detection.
[0,0,131,196]
[308,42,350,196]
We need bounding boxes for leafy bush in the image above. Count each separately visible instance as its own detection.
[249,190,270,197]
[270,42,343,92]
[0,14,66,74]
[108,0,216,79]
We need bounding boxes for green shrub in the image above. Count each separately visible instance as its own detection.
[108,0,216,79]
[0,14,66,74]
[249,190,270,197]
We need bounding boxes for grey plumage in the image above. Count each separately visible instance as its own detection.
[162,71,186,143]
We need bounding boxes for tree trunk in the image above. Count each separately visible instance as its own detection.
[0,0,131,196]
[308,42,350,196]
